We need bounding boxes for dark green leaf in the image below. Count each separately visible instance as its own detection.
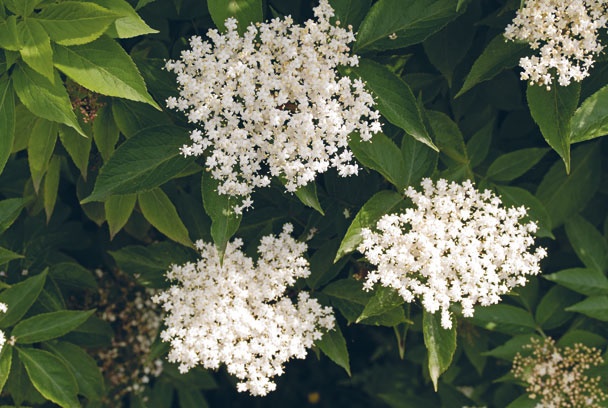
[17,19,54,82]
[138,188,192,247]
[564,215,608,272]
[466,121,493,168]
[306,239,346,290]
[496,185,553,239]
[58,125,92,180]
[483,334,541,360]
[328,0,370,30]
[467,304,536,335]
[0,344,12,393]
[544,268,608,296]
[0,197,25,233]
[0,76,15,176]
[82,125,195,202]
[335,190,404,262]
[354,0,461,53]
[0,246,23,265]
[92,104,119,161]
[207,0,263,34]
[349,132,407,190]
[177,387,209,408]
[456,35,529,98]
[33,1,117,46]
[201,170,242,258]
[27,118,58,192]
[527,82,579,173]
[44,341,105,400]
[357,286,404,323]
[17,347,80,408]
[111,99,171,138]
[53,36,159,108]
[105,193,137,239]
[565,296,608,321]
[49,262,98,291]
[13,310,95,344]
[0,270,47,329]
[88,0,158,38]
[0,16,21,51]
[486,148,549,182]
[426,110,468,165]
[317,325,350,376]
[43,155,61,222]
[570,84,608,144]
[557,329,607,348]
[349,59,436,150]
[12,63,84,136]
[536,142,601,227]
[60,315,113,348]
[534,285,577,330]
[423,309,457,391]
[293,181,324,215]
[400,133,437,187]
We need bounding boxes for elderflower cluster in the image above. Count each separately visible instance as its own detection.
[166,0,381,211]
[358,178,546,329]
[504,0,608,88]
[152,225,335,396]
[512,337,607,407]
[0,302,6,353]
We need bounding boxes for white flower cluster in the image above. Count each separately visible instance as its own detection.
[0,302,6,353]
[166,0,381,211]
[358,178,547,329]
[504,0,608,88]
[152,225,335,396]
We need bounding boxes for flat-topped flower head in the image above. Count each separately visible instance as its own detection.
[166,0,381,212]
[152,225,335,396]
[504,0,608,88]
[0,302,6,353]
[512,337,607,407]
[358,178,546,329]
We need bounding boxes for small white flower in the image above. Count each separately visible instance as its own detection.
[152,225,334,396]
[358,178,546,329]
[0,302,6,353]
[504,0,608,88]
[166,0,381,211]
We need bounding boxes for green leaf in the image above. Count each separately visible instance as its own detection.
[293,181,324,215]
[505,394,538,408]
[0,270,47,329]
[138,188,192,247]
[483,334,541,361]
[496,185,553,239]
[570,84,608,144]
[565,296,608,321]
[466,121,493,168]
[12,310,95,344]
[354,0,461,53]
[33,1,117,46]
[4,0,44,16]
[527,82,580,173]
[82,125,195,202]
[557,329,607,348]
[49,262,98,291]
[486,148,549,182]
[544,268,608,296]
[357,286,404,323]
[92,104,119,161]
[328,0,370,30]
[108,242,194,288]
[0,76,15,176]
[0,247,23,265]
[111,99,171,138]
[0,16,21,51]
[43,155,61,222]
[60,315,113,348]
[53,36,159,109]
[207,0,263,34]
[349,59,436,150]
[317,325,350,376]
[422,309,456,391]
[349,132,407,190]
[335,190,404,262]
[87,0,157,38]
[58,126,91,180]
[201,170,242,258]
[27,118,58,192]
[306,240,347,290]
[177,387,209,408]
[44,341,105,400]
[564,215,608,272]
[426,110,468,165]
[17,19,54,82]
[0,197,25,234]
[17,347,79,408]
[12,63,84,136]
[534,285,577,330]
[0,344,12,393]
[400,133,437,187]
[536,142,601,227]
[468,304,536,335]
[456,35,529,98]
[105,193,136,239]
